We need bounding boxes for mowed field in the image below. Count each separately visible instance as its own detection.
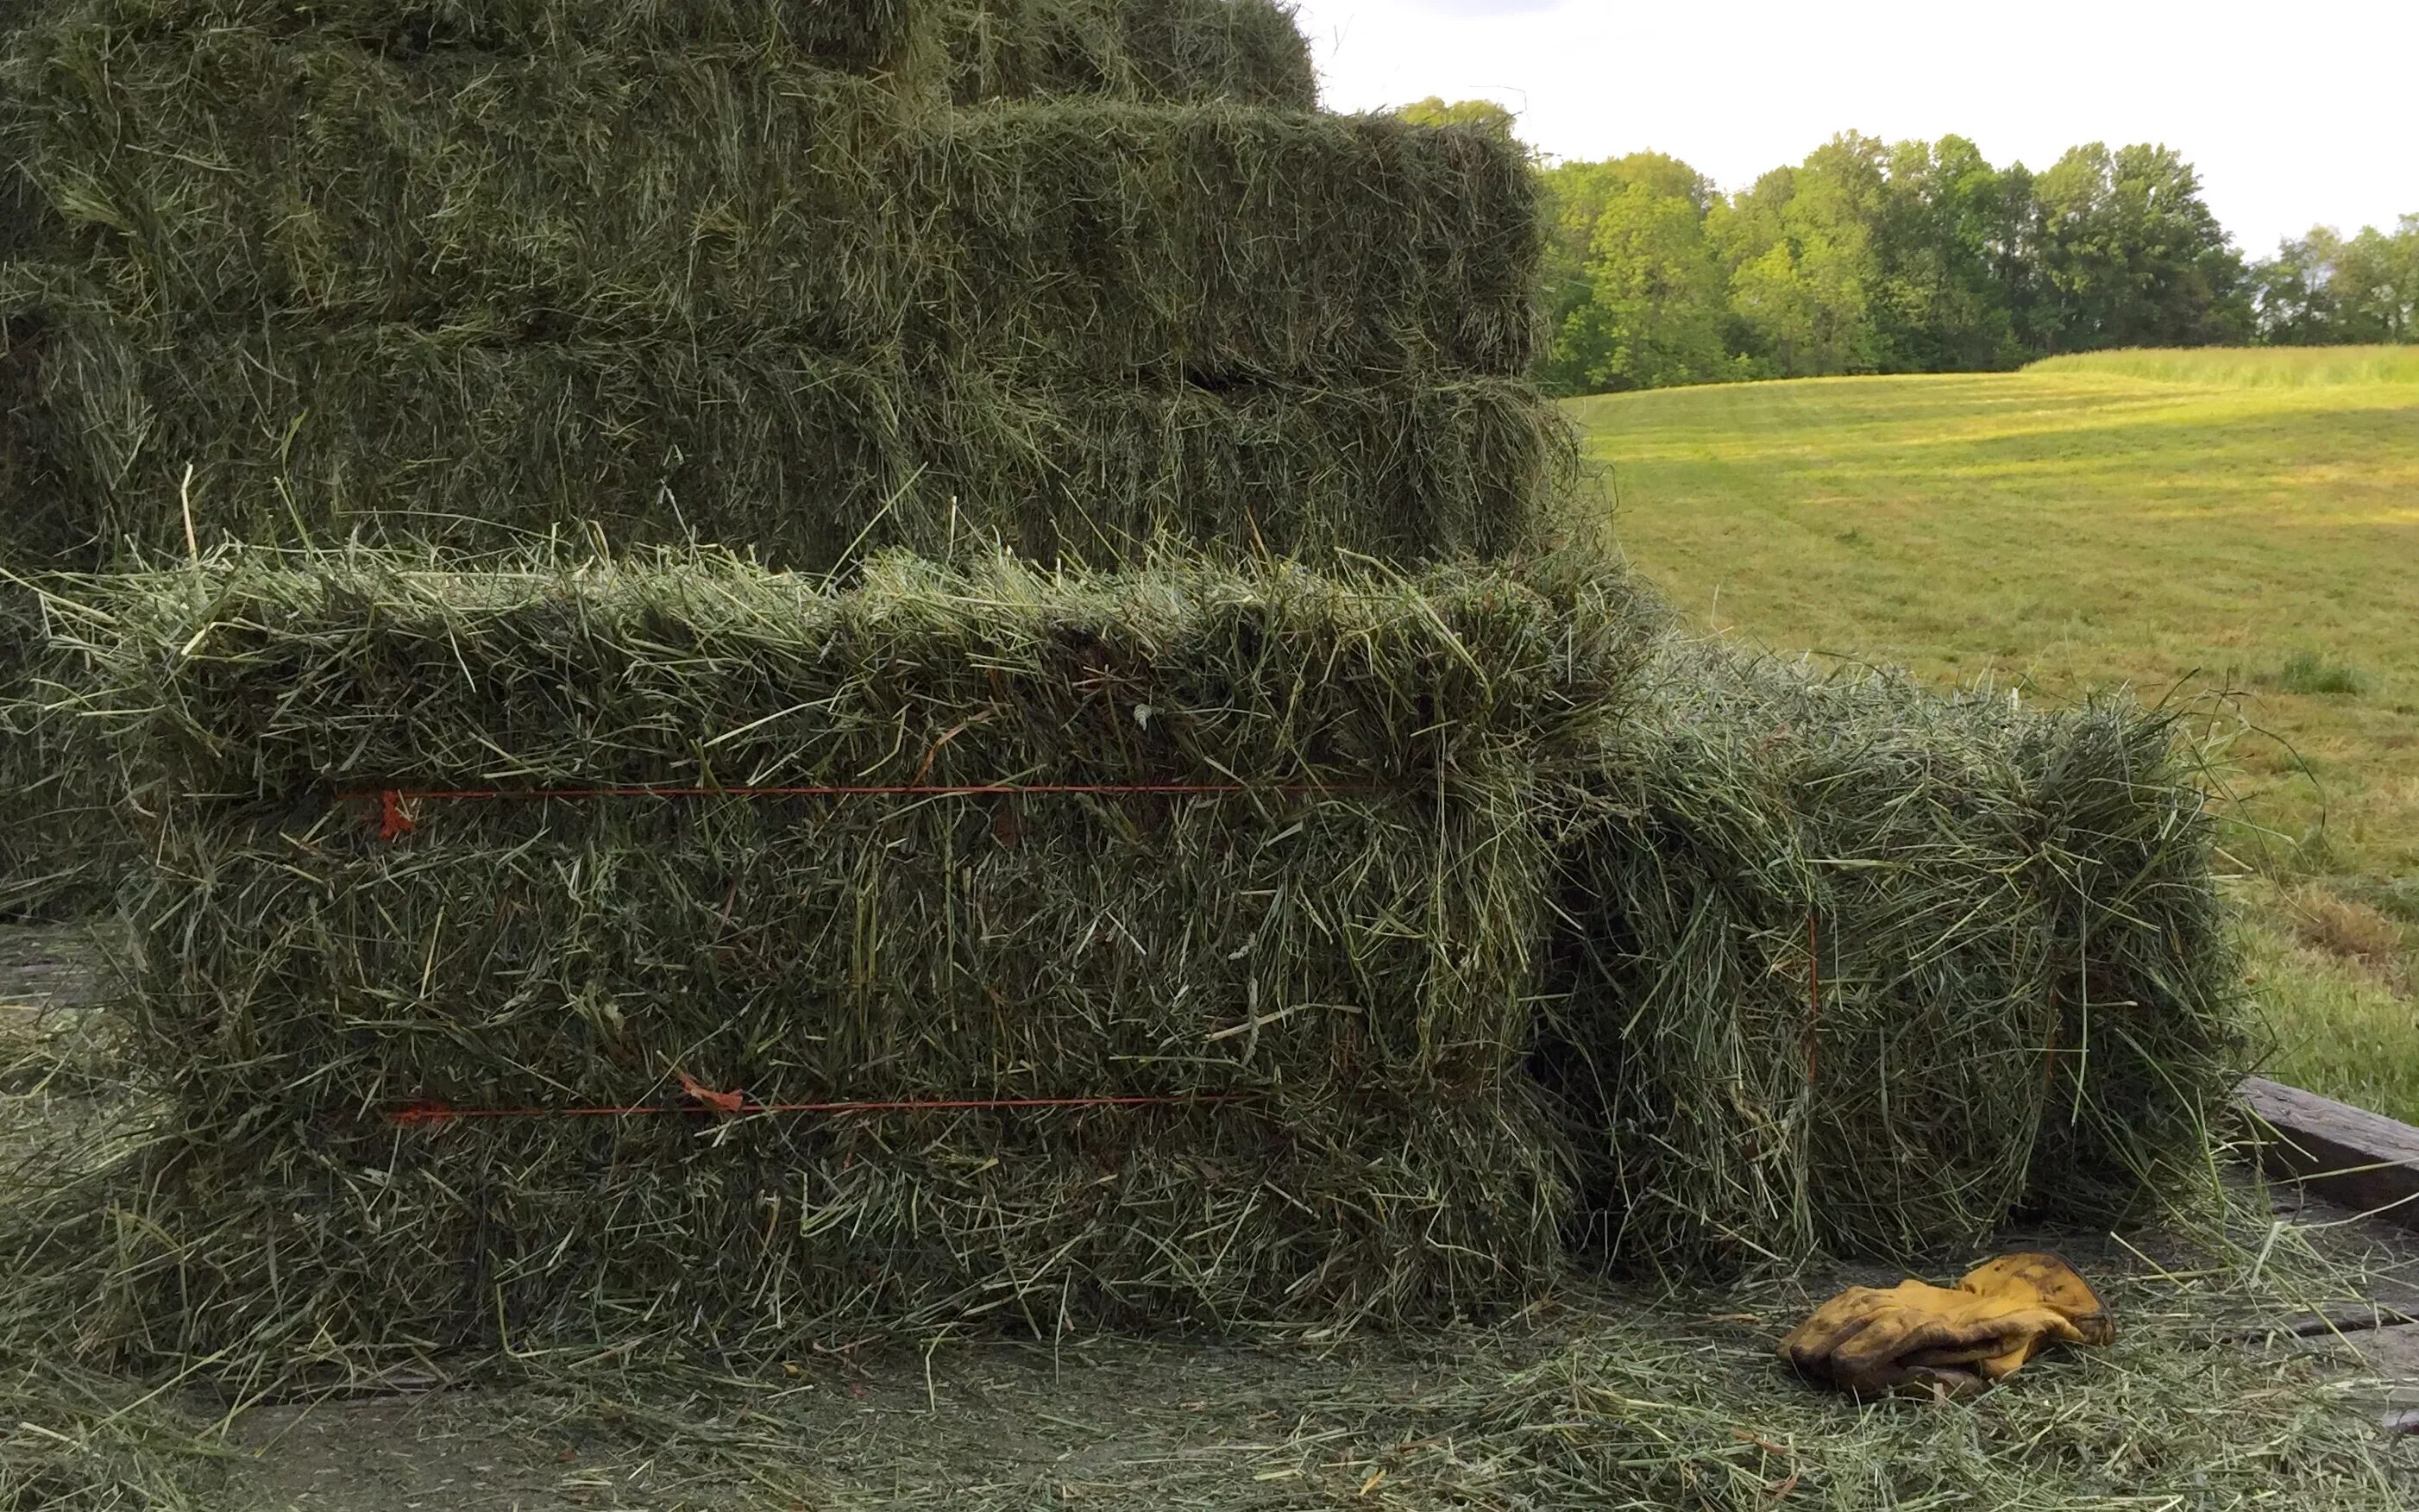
[1569,349,2419,1118]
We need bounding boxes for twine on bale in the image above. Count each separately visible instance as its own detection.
[351,780,1385,842]
[385,1092,1247,1128]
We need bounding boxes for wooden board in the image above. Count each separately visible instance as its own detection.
[2242,1076,2419,1231]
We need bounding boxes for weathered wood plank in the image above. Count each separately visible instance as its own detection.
[2242,1076,2419,1230]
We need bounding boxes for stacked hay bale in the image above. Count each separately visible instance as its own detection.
[0,0,1540,568]
[0,0,1555,916]
[52,551,1649,1358]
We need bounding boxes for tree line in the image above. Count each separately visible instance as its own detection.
[1399,99,2419,396]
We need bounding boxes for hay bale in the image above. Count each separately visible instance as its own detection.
[0,574,116,919]
[4,30,1520,372]
[56,550,1653,1358]
[1543,643,2245,1271]
[2,36,915,342]
[32,0,922,66]
[908,103,1539,379]
[36,0,1312,99]
[0,289,1565,570]
[946,0,1315,108]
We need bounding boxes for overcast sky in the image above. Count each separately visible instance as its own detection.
[1287,0,2418,257]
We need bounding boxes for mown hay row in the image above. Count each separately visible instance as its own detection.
[0,296,1563,569]
[1543,646,2246,1271]
[3,32,1511,367]
[47,550,1653,1351]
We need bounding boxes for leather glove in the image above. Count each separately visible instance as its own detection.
[1779,1252,2114,1399]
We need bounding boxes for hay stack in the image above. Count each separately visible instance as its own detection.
[1543,645,2245,1271]
[0,0,1558,914]
[0,0,1536,571]
[49,550,1651,1358]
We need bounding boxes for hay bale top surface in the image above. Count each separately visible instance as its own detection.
[66,550,1656,795]
[15,0,1314,97]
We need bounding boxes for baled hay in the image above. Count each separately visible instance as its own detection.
[32,0,1314,101]
[907,102,1540,379]
[48,549,1655,1358]
[3,35,914,343]
[1543,643,2246,1271]
[5,39,1523,373]
[0,574,116,919]
[0,290,1566,571]
[945,0,1315,108]
[24,0,921,66]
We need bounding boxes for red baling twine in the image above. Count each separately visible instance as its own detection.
[348,781,1337,1129]
[354,781,1368,843]
[387,1089,1242,1130]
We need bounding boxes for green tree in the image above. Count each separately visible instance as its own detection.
[2252,216,2419,344]
[2251,229,2350,343]
[1396,97,1526,147]
[1867,135,2026,372]
[1712,138,1885,378]
[1567,175,1731,391]
[1538,153,1722,393]
[2024,143,2249,351]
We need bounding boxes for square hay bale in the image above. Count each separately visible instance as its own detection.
[914,367,1565,567]
[5,36,1523,376]
[32,0,924,66]
[907,102,1540,379]
[0,572,118,919]
[1542,644,2246,1272]
[3,35,917,342]
[57,551,1655,1360]
[945,0,1316,108]
[0,285,1567,570]
[37,0,1312,98]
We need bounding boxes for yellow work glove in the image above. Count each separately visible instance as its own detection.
[1778,1252,2114,1399]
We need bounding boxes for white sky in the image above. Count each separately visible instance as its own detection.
[1286,0,2419,257]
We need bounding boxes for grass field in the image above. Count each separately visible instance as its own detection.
[1569,348,2419,1119]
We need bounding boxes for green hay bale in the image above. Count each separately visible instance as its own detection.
[946,0,1316,108]
[3,35,916,342]
[913,366,1563,566]
[908,103,1540,379]
[97,1097,1567,1361]
[54,550,1653,1355]
[0,288,1565,570]
[5,29,1522,374]
[1544,643,2246,1271]
[30,0,922,66]
[0,574,116,920]
[2012,700,2247,1220]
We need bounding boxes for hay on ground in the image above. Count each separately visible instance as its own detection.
[41,549,1653,1362]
